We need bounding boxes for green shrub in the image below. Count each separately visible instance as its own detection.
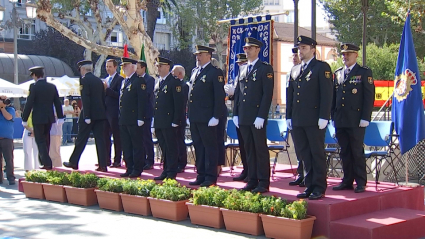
[222,189,264,213]
[97,178,124,193]
[68,172,98,188]
[191,186,230,207]
[46,171,70,185]
[149,179,191,201]
[260,196,288,217]
[122,179,156,197]
[25,170,48,183]
[281,200,308,220]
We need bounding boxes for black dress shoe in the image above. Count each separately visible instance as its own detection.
[177,167,185,173]
[289,176,304,186]
[354,186,366,193]
[189,179,204,185]
[200,181,216,187]
[39,165,53,170]
[296,191,312,199]
[95,167,108,172]
[299,181,305,187]
[309,192,325,200]
[120,172,130,177]
[143,164,153,170]
[8,180,15,185]
[241,183,258,191]
[252,186,269,193]
[154,174,167,181]
[332,183,354,191]
[110,163,121,168]
[63,162,78,170]
[129,173,141,178]
[232,173,247,181]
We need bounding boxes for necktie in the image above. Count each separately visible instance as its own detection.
[159,78,165,88]
[247,64,252,74]
[108,76,113,86]
[345,68,351,79]
[301,63,307,74]
[196,67,203,78]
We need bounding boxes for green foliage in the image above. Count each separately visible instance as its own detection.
[46,171,71,185]
[68,172,99,188]
[149,179,191,201]
[97,178,124,193]
[122,179,157,197]
[260,196,287,217]
[25,170,48,183]
[191,186,230,207]
[222,189,264,213]
[281,200,308,220]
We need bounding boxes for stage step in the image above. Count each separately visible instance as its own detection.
[330,208,425,239]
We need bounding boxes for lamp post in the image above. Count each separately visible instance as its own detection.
[293,0,299,44]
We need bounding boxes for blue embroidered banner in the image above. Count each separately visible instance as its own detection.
[226,15,273,85]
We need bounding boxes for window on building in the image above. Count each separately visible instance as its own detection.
[273,16,279,22]
[107,31,123,47]
[16,0,27,7]
[274,0,280,5]
[18,20,35,40]
[154,32,170,50]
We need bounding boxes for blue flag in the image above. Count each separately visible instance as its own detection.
[391,12,425,154]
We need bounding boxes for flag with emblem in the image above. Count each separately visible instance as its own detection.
[120,44,129,78]
[391,12,425,154]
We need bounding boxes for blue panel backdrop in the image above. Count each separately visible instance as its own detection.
[227,15,273,85]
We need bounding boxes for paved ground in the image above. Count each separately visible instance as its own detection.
[0,142,267,239]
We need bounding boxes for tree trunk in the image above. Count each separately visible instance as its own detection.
[94,55,107,77]
[146,0,161,42]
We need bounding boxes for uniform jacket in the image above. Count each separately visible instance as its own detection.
[188,63,225,123]
[119,73,148,126]
[141,73,155,119]
[233,60,274,125]
[180,79,189,125]
[22,79,64,124]
[105,73,124,119]
[286,58,333,127]
[154,74,184,128]
[331,64,375,128]
[80,72,107,121]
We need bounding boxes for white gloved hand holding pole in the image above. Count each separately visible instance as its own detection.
[318,118,328,130]
[224,84,235,96]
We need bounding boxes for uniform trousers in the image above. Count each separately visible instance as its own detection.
[291,130,305,177]
[335,127,367,186]
[69,119,107,167]
[217,115,227,166]
[291,126,327,194]
[190,122,218,182]
[176,124,187,169]
[239,124,270,187]
[155,127,179,177]
[33,123,52,167]
[142,117,155,166]
[120,125,145,174]
[236,126,248,175]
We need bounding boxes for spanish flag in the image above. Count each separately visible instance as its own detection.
[120,44,129,78]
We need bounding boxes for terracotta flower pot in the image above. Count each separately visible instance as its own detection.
[64,186,98,206]
[95,190,123,211]
[186,202,224,229]
[148,197,189,221]
[120,193,151,216]
[220,208,264,236]
[42,183,67,203]
[22,181,45,200]
[260,214,316,239]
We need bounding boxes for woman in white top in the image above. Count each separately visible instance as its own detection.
[23,112,39,171]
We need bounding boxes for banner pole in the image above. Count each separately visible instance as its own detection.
[217,11,289,24]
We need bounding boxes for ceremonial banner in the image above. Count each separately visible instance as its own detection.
[226,15,273,85]
[391,12,425,154]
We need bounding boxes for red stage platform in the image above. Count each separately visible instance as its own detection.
[40,163,425,239]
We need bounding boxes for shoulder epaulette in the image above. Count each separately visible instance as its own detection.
[262,61,270,65]
[335,67,343,72]
[360,65,370,70]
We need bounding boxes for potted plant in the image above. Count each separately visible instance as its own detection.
[260,198,316,239]
[120,179,156,216]
[186,186,229,228]
[64,172,99,206]
[23,170,48,199]
[148,179,191,221]
[220,189,264,236]
[95,178,124,211]
[43,171,70,203]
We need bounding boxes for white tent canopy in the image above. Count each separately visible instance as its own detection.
[19,75,80,97]
[0,78,27,97]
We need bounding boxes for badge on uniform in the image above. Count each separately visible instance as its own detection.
[252,72,257,81]
[368,76,373,84]
[79,85,83,91]
[163,85,168,93]
[266,73,272,79]
[325,71,331,79]
[352,88,357,94]
[141,84,146,90]
[201,75,206,82]
[127,84,132,91]
[218,76,223,82]
[176,86,181,92]
[306,71,312,81]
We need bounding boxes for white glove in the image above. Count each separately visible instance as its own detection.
[224,84,235,96]
[186,118,190,127]
[208,117,219,127]
[138,120,144,126]
[359,120,369,127]
[57,118,65,125]
[233,116,239,128]
[318,118,328,130]
[85,119,91,124]
[172,123,178,127]
[254,117,265,129]
[286,119,292,130]
[22,121,28,127]
[330,120,335,127]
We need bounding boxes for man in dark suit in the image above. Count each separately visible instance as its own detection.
[104,59,124,167]
[136,60,156,170]
[119,57,148,178]
[286,36,333,200]
[153,57,184,180]
[332,43,375,193]
[22,66,64,170]
[288,47,305,187]
[233,38,274,193]
[172,65,190,172]
[224,53,249,181]
[63,60,108,172]
[188,45,225,187]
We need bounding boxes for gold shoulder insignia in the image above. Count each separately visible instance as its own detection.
[176,86,182,92]
[267,73,273,79]
[141,84,146,90]
[218,76,223,82]
[368,76,373,84]
[325,71,331,79]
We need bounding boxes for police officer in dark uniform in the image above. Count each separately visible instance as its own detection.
[188,45,225,187]
[233,37,274,193]
[332,43,375,193]
[22,66,64,170]
[153,57,184,180]
[286,36,333,200]
[63,60,108,172]
[288,47,305,187]
[119,57,148,178]
[224,53,249,181]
